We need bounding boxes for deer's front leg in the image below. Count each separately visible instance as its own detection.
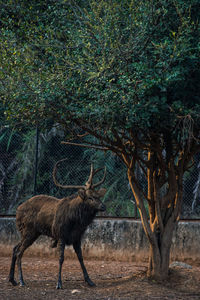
[73,241,95,287]
[56,239,65,289]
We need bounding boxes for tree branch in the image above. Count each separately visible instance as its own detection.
[61,141,109,151]
[128,168,157,246]
[153,171,164,233]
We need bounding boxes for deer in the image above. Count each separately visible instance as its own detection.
[9,159,106,289]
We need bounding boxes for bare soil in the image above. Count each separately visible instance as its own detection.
[0,256,200,300]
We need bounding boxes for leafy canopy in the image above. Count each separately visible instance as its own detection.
[1,0,200,139]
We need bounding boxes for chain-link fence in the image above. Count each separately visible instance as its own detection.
[0,126,200,219]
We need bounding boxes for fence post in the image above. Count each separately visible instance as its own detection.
[33,126,39,195]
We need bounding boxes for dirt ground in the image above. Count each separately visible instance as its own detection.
[1,256,200,300]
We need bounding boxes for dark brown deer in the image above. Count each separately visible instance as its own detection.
[9,160,106,289]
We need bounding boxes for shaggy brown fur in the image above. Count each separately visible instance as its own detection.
[9,188,106,289]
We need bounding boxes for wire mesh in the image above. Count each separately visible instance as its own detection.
[0,126,199,219]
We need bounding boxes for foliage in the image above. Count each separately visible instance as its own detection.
[0,0,199,137]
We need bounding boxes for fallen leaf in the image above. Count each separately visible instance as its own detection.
[71,289,80,294]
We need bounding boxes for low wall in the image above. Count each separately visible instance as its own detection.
[0,217,199,263]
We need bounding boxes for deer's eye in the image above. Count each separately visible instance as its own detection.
[88,197,94,201]
[88,197,97,202]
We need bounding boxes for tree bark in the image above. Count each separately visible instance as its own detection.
[127,165,181,280]
[147,221,175,280]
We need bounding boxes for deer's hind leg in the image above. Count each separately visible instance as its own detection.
[9,242,21,286]
[9,233,39,286]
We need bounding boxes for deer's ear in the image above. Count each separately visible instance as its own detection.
[78,189,86,200]
[97,188,107,197]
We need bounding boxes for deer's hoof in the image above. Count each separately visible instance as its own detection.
[86,278,96,287]
[9,279,18,286]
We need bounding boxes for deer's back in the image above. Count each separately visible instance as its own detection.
[16,195,59,237]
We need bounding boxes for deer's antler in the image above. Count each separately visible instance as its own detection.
[53,159,106,190]
[53,158,85,189]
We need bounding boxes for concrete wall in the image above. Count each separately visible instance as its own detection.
[0,217,199,263]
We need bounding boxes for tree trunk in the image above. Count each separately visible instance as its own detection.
[147,223,175,280]
[127,167,181,280]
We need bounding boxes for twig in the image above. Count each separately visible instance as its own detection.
[61,141,109,151]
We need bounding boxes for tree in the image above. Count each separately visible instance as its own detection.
[1,0,200,280]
